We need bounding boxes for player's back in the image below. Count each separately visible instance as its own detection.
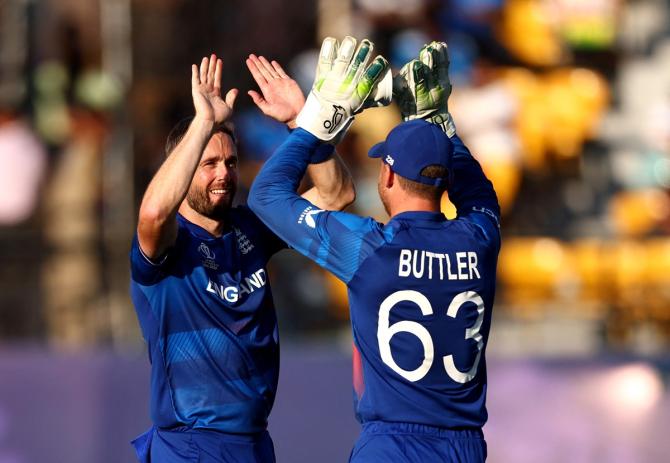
[347,210,499,429]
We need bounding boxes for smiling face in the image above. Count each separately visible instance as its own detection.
[186,131,238,220]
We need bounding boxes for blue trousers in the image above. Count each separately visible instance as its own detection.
[349,422,486,463]
[132,426,275,463]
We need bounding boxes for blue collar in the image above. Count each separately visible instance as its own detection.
[176,212,232,240]
[389,210,447,223]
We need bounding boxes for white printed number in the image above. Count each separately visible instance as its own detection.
[377,290,485,384]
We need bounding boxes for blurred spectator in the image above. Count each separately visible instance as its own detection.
[0,108,47,225]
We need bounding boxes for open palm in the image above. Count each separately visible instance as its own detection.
[246,54,305,127]
[192,54,237,124]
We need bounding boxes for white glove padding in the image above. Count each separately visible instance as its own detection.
[296,36,391,142]
[393,41,456,137]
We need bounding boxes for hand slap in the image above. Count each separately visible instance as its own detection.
[191,54,237,124]
[246,54,305,126]
[296,36,391,143]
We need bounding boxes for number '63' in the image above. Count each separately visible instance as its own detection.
[377,290,485,383]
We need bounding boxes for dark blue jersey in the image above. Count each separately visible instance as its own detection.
[130,208,285,434]
[249,129,500,429]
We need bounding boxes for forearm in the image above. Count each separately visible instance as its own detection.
[138,117,213,255]
[249,129,317,228]
[303,150,355,211]
[449,135,500,219]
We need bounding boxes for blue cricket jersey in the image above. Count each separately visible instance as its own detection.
[248,129,500,429]
[130,208,285,434]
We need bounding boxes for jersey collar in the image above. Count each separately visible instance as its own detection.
[177,212,232,240]
[390,210,447,224]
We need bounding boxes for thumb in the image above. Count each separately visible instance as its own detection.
[225,88,239,109]
[247,90,264,106]
[248,90,270,113]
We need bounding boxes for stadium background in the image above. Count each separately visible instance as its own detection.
[1,0,669,461]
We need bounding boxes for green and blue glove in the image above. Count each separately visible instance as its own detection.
[393,41,456,137]
[296,36,391,143]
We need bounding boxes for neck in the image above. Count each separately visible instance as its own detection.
[178,203,228,237]
[388,196,441,218]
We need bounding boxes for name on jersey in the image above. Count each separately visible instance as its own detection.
[398,249,481,280]
[206,268,267,303]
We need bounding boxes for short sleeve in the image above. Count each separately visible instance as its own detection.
[129,234,171,285]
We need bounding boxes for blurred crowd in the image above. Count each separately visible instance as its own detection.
[1,0,670,355]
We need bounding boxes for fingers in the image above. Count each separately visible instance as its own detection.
[247,90,269,111]
[271,60,289,78]
[248,54,284,84]
[331,36,357,77]
[197,54,223,89]
[213,58,222,93]
[192,64,199,86]
[247,54,288,91]
[225,88,238,109]
[420,42,448,86]
[207,53,217,84]
[246,55,268,87]
[316,37,338,84]
[357,55,389,100]
[252,54,273,81]
[258,56,280,78]
[346,39,373,85]
[199,56,208,84]
[247,90,264,105]
[411,60,429,98]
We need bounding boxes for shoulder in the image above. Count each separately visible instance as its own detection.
[453,213,501,251]
[230,205,271,236]
[230,205,262,227]
[232,204,287,256]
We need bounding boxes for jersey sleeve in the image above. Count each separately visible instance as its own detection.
[129,234,171,285]
[448,134,501,247]
[248,129,387,283]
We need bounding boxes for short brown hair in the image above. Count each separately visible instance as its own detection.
[396,164,449,201]
[165,116,237,156]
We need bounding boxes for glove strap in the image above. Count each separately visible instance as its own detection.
[296,92,354,142]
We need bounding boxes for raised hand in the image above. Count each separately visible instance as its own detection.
[295,36,391,143]
[393,41,455,137]
[246,55,305,128]
[191,54,238,124]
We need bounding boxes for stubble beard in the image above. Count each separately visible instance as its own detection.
[186,183,236,221]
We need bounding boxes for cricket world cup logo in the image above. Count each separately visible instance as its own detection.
[198,243,215,260]
[323,105,345,134]
[198,243,219,270]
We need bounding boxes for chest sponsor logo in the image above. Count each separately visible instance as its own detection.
[206,268,267,303]
[298,206,323,229]
[233,227,254,254]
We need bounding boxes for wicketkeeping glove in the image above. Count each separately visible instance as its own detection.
[296,36,391,142]
[393,41,456,137]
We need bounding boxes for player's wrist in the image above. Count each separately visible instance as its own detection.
[296,91,354,142]
[191,114,217,133]
[428,112,456,138]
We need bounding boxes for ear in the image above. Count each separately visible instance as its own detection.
[382,162,395,188]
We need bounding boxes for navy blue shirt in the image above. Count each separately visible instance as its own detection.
[130,208,285,434]
[248,129,500,429]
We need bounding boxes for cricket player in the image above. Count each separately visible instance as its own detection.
[129,53,357,463]
[248,39,500,462]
